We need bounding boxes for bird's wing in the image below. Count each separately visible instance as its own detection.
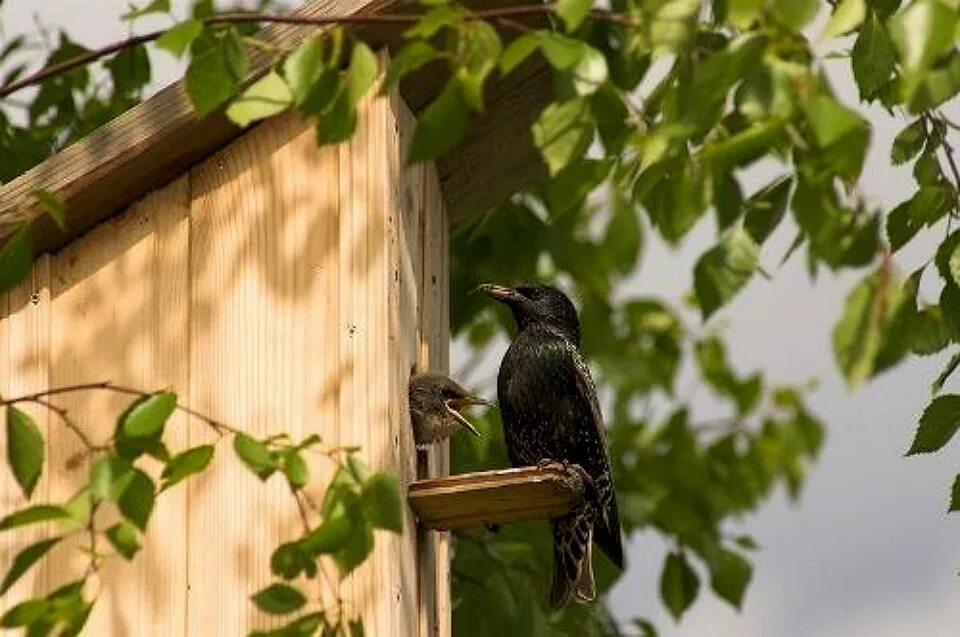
[547,330,624,570]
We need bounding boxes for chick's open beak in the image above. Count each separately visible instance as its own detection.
[443,397,486,437]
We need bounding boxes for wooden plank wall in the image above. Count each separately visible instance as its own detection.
[0,82,449,635]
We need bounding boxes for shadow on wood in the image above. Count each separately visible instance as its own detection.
[407,466,585,531]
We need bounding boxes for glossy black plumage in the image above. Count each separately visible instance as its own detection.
[408,373,487,448]
[480,283,624,608]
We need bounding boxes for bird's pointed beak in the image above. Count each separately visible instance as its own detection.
[476,283,521,303]
[444,398,485,437]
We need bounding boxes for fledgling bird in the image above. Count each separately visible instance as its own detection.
[479,283,624,609]
[408,373,488,448]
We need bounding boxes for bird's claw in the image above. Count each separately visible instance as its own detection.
[536,459,594,495]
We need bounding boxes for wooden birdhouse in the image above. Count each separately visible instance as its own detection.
[0,2,579,635]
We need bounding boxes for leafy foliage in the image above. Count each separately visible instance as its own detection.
[0,384,401,637]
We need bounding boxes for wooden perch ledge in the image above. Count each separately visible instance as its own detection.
[407,466,586,531]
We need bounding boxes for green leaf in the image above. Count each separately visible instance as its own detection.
[0,537,60,594]
[822,0,867,38]
[499,34,540,76]
[733,535,760,551]
[362,471,402,532]
[907,394,960,454]
[851,12,897,101]
[891,119,927,165]
[156,19,203,58]
[63,488,92,528]
[120,390,176,438]
[408,79,470,163]
[660,552,699,621]
[226,70,293,128]
[556,0,592,31]
[404,5,464,39]
[316,90,358,144]
[743,176,792,245]
[233,433,277,480]
[106,521,140,560]
[89,455,134,502]
[693,226,759,319]
[532,97,595,175]
[0,599,50,627]
[117,468,155,531]
[539,34,608,96]
[889,0,958,72]
[301,510,353,555]
[282,451,309,489]
[833,269,901,386]
[936,231,960,284]
[270,541,317,580]
[771,0,818,31]
[932,352,960,394]
[707,547,752,609]
[122,0,170,20]
[33,190,67,231]
[801,94,869,180]
[0,225,33,294]
[0,505,70,531]
[185,29,247,119]
[603,194,642,274]
[887,200,921,252]
[284,36,324,105]
[6,406,44,498]
[333,517,374,578]
[251,583,306,615]
[696,337,762,415]
[106,44,150,97]
[913,151,942,186]
[382,42,440,92]
[349,42,378,104]
[950,474,959,512]
[161,444,215,491]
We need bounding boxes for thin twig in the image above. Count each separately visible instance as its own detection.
[0,7,639,98]
[26,396,102,452]
[0,380,236,436]
[82,502,101,580]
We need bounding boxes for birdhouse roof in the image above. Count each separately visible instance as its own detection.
[0,0,550,256]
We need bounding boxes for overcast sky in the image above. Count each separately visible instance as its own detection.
[2,2,958,636]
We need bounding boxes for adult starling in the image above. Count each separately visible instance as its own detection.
[479,283,624,608]
[408,373,488,448]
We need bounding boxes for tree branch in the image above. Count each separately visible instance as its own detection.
[0,7,639,98]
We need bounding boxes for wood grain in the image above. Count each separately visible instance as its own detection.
[44,177,191,636]
[407,467,585,531]
[0,256,51,613]
[0,77,450,635]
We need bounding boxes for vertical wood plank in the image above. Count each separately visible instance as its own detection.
[422,159,452,637]
[0,257,51,612]
[390,88,423,637]
[46,177,190,636]
[186,112,342,636]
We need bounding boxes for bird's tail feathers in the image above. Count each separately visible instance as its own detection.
[594,474,625,569]
[550,504,595,609]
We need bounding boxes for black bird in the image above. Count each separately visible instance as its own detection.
[479,283,624,608]
[408,373,488,448]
